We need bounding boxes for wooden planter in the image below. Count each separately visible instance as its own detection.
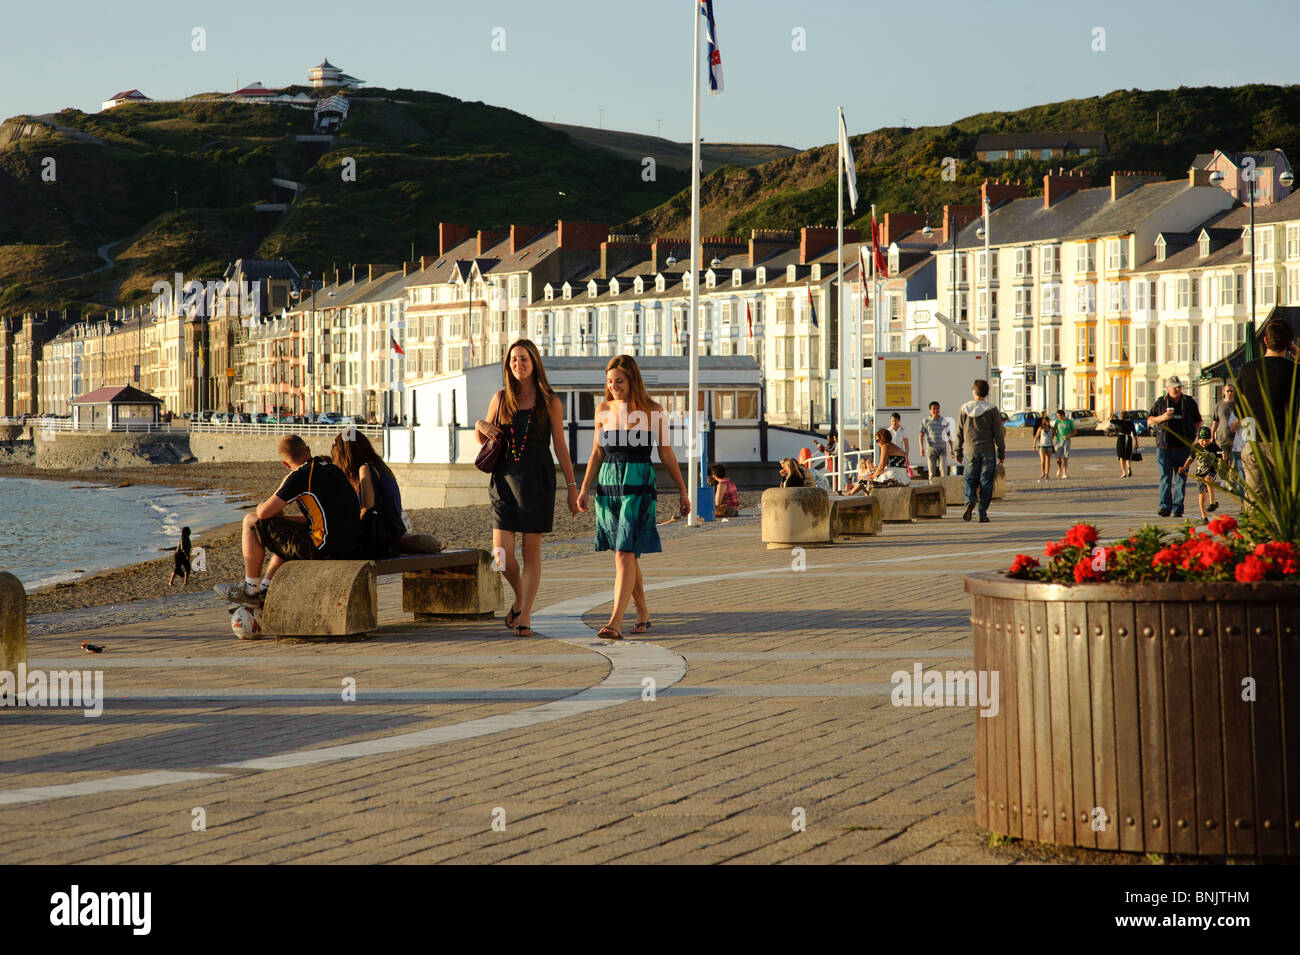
[964,572,1300,858]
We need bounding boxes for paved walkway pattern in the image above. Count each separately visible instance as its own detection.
[0,440,1215,863]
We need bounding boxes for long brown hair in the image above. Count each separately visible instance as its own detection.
[331,429,396,489]
[605,354,654,412]
[497,339,556,428]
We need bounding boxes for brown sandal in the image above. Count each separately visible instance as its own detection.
[596,626,623,640]
[631,620,652,634]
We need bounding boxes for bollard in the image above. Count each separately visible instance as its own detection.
[0,572,27,673]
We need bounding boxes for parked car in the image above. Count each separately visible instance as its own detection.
[1005,411,1041,429]
[253,413,274,424]
[1068,409,1098,433]
[1104,409,1152,437]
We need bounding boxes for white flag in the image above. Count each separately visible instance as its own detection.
[838,108,858,214]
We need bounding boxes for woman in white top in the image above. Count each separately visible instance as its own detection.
[888,413,910,466]
[1033,413,1054,480]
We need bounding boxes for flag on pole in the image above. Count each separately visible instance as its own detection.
[838,109,858,214]
[871,213,888,277]
[700,0,724,94]
[745,300,753,340]
[807,284,818,328]
[859,246,871,307]
[390,334,405,357]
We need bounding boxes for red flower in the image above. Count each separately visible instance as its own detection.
[1182,538,1232,573]
[1235,555,1270,583]
[1073,556,1106,583]
[1009,554,1040,577]
[1254,541,1299,576]
[1063,523,1099,550]
[1152,544,1185,569]
[1206,515,1238,537]
[1044,540,1066,558]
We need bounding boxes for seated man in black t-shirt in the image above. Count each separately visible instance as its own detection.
[214,434,361,607]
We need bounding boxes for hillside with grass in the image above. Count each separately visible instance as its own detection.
[625,84,1300,238]
[0,88,688,313]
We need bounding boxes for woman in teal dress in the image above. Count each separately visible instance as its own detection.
[577,355,690,640]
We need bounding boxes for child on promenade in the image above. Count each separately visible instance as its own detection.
[1180,426,1223,521]
[168,526,192,586]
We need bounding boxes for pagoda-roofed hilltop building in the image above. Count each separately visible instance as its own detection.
[308,59,364,89]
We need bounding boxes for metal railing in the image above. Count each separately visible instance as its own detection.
[189,421,386,437]
[18,419,190,433]
[804,449,873,491]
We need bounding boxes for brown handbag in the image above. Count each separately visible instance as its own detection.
[474,436,502,474]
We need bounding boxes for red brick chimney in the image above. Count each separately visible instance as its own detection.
[419,255,433,272]
[438,223,474,256]
[1043,171,1091,208]
[942,204,981,243]
[600,236,650,279]
[748,229,798,267]
[510,224,546,253]
[556,220,609,251]
[1111,170,1163,201]
[800,226,838,264]
[477,230,507,255]
[980,179,1028,211]
[651,237,690,273]
[881,213,928,247]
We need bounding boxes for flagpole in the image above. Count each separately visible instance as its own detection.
[687,0,701,527]
[836,107,846,490]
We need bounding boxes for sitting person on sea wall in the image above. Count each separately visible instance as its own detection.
[213,434,360,607]
[708,463,740,517]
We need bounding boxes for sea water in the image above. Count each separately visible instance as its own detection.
[0,477,244,589]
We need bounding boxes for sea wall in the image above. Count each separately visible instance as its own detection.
[33,432,190,469]
[187,433,337,464]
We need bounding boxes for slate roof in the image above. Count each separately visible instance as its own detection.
[71,385,162,405]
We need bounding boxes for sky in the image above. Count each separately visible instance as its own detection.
[2,0,1297,150]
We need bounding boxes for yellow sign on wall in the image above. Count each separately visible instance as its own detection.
[883,359,913,407]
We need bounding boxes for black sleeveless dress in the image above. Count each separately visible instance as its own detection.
[489,406,556,533]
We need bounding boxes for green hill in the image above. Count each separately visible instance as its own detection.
[626,84,1300,238]
[0,88,689,312]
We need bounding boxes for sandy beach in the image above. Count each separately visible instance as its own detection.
[8,461,759,617]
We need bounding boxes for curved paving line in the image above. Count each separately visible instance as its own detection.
[0,588,687,804]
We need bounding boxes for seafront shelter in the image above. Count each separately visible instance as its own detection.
[69,385,163,430]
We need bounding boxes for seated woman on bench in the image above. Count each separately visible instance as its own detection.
[331,430,440,558]
[861,429,912,488]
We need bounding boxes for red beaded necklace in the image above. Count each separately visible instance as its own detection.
[508,408,533,462]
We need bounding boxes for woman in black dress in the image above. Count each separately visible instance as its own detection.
[474,340,579,636]
[1111,414,1137,478]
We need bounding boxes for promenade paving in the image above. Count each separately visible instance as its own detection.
[0,438,1227,863]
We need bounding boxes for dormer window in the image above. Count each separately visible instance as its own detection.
[634,276,645,294]
[705,270,717,289]
[609,278,620,295]
[1155,236,1167,263]
[810,264,822,281]
[544,285,554,301]
[683,272,693,291]
[655,274,666,292]
[756,267,766,285]
[562,283,572,300]
[787,264,797,282]
[732,269,742,287]
[587,280,598,297]
[888,248,900,275]
[1199,232,1211,258]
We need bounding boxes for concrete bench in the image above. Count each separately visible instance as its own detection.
[868,485,917,522]
[930,465,1007,505]
[761,486,831,549]
[912,484,946,519]
[262,548,501,640]
[830,494,882,537]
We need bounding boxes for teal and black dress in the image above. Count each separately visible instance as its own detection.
[594,427,661,556]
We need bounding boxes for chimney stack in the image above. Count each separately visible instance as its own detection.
[650,237,690,273]
[477,229,507,256]
[1043,171,1091,208]
[748,229,798,267]
[942,204,981,244]
[980,178,1028,211]
[1111,170,1164,201]
[438,222,474,256]
[556,220,609,252]
[881,213,928,247]
[510,224,546,253]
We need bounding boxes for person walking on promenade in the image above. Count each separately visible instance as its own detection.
[888,413,911,467]
[1147,375,1202,518]
[954,379,1005,523]
[1180,426,1223,522]
[1033,413,1054,480]
[1110,412,1137,478]
[1234,319,1300,506]
[213,435,361,607]
[577,355,689,640]
[1211,382,1242,481]
[475,340,579,638]
[919,402,953,479]
[1051,409,1074,479]
[168,526,192,586]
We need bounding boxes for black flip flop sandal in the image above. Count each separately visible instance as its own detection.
[513,624,534,637]
[505,606,521,629]
[596,626,623,640]
[631,620,652,635]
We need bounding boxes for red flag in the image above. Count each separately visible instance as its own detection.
[745,300,753,340]
[859,246,871,307]
[871,214,888,277]
[390,334,405,357]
